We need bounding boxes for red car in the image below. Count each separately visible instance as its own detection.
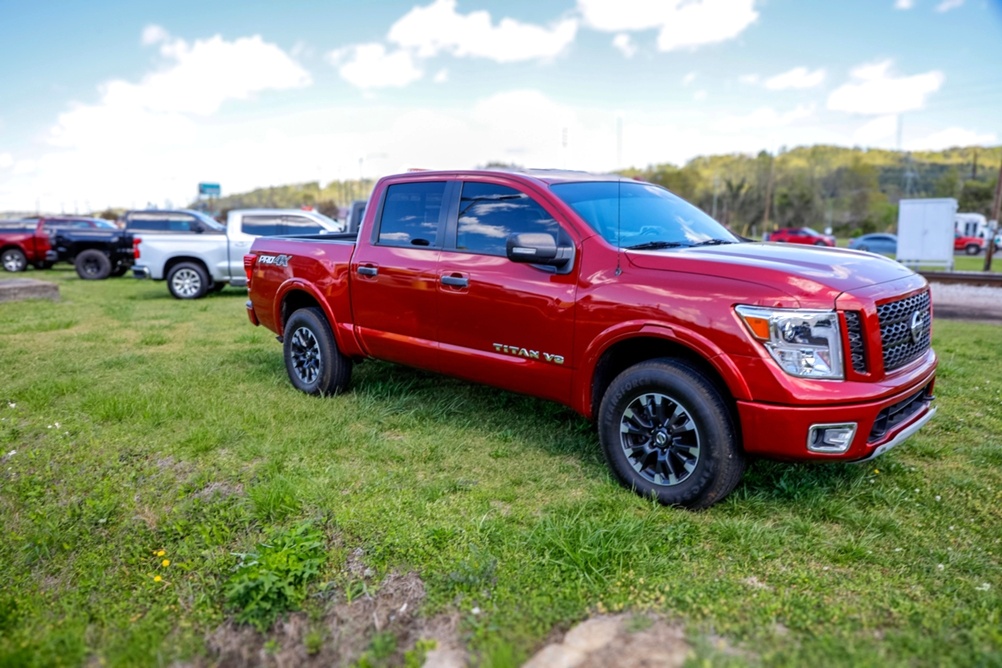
[954,233,984,255]
[768,227,836,247]
[0,220,56,271]
[244,169,936,509]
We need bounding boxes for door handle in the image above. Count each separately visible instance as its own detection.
[440,275,468,288]
[357,265,378,277]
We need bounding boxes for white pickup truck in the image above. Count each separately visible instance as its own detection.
[130,208,342,299]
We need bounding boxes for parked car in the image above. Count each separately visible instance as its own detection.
[131,208,343,299]
[245,168,937,509]
[767,227,836,246]
[848,233,897,255]
[40,216,119,231]
[954,233,984,255]
[0,220,56,271]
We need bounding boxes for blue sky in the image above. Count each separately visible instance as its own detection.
[0,0,1000,212]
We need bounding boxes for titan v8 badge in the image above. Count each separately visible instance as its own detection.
[493,343,565,365]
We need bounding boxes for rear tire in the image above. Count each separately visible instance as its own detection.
[283,307,352,396]
[965,244,981,255]
[598,358,745,509]
[75,249,112,279]
[1,248,27,272]
[167,262,209,299]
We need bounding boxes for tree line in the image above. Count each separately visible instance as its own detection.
[205,145,1001,237]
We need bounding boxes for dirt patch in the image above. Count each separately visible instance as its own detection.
[203,568,463,668]
[523,614,693,668]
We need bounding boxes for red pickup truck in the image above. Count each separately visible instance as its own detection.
[245,169,937,508]
[0,220,56,272]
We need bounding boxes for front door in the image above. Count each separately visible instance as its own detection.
[434,180,577,405]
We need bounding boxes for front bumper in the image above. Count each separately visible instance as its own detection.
[737,374,936,462]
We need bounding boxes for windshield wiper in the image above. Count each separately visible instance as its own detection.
[625,241,690,250]
[691,239,736,246]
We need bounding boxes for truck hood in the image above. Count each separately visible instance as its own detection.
[626,242,917,302]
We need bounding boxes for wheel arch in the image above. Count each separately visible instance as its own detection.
[580,325,751,423]
[164,255,209,278]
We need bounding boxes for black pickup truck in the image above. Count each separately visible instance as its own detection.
[41,217,135,279]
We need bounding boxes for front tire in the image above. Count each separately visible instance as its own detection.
[1,248,27,272]
[283,307,352,396]
[598,359,745,509]
[75,249,112,279]
[167,262,209,299]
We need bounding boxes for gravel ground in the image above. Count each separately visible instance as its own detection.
[929,282,1002,322]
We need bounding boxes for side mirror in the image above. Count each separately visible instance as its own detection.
[506,233,573,269]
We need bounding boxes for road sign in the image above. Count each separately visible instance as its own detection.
[198,182,220,196]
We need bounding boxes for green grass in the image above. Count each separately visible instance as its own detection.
[1,266,1000,666]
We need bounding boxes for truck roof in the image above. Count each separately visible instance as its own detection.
[385,168,630,186]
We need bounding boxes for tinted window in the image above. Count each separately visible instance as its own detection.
[551,181,737,248]
[283,215,323,235]
[377,182,445,247]
[456,182,560,256]
[241,215,282,236]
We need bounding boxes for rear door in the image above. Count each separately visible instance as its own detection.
[434,179,578,404]
[349,180,448,370]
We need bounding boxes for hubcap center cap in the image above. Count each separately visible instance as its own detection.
[653,430,669,447]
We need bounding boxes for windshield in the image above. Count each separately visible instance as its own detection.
[550,181,738,249]
[191,210,225,231]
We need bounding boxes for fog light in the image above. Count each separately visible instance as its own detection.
[807,423,858,453]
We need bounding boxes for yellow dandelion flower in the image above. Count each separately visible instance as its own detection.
[153,575,162,583]
[162,559,170,567]
[156,550,165,557]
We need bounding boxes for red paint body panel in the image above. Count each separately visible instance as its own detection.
[246,169,937,464]
[0,220,53,265]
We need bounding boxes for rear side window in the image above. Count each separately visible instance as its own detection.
[241,215,282,236]
[283,215,324,235]
[128,213,197,232]
[377,182,445,247]
[456,182,560,256]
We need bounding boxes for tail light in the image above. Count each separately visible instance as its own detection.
[244,253,257,286]
[133,237,142,259]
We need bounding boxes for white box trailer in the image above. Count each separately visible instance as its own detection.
[896,198,957,270]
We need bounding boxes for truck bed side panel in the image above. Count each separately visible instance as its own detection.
[248,237,361,356]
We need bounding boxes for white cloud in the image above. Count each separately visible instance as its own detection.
[693,90,707,101]
[827,60,943,115]
[716,104,815,131]
[936,0,964,11]
[387,0,577,63]
[329,44,423,89]
[894,0,914,9]
[141,24,169,45]
[612,33,637,58]
[682,72,697,86]
[577,0,759,51]
[739,74,760,85]
[908,127,997,150]
[0,153,12,169]
[764,66,825,90]
[7,28,311,211]
[433,69,449,83]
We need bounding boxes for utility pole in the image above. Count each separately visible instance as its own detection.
[982,157,1002,272]
[762,154,775,232]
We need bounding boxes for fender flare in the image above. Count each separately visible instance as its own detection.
[573,320,752,418]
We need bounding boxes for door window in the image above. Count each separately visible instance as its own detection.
[240,215,283,236]
[456,182,560,256]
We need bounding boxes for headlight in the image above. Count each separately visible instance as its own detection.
[735,306,844,380]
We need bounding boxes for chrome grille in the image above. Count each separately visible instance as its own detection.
[844,311,866,374]
[877,291,932,372]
